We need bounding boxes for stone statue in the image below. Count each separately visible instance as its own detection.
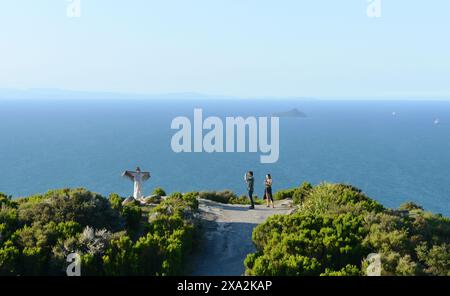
[122,167,150,200]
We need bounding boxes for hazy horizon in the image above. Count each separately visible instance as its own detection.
[1,1,449,98]
[1,88,450,101]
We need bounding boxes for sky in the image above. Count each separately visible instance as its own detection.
[0,0,449,98]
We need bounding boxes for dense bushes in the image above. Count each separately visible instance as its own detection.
[245,212,366,276]
[298,183,384,215]
[252,213,366,258]
[121,205,142,235]
[108,193,123,211]
[273,188,296,201]
[0,188,198,276]
[177,192,200,210]
[292,182,313,204]
[199,190,239,204]
[2,183,448,276]
[360,210,450,275]
[273,182,313,203]
[144,196,196,275]
[245,182,450,276]
[17,188,122,230]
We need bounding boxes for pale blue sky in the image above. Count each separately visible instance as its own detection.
[1,0,449,98]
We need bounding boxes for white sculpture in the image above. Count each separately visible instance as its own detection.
[122,167,150,200]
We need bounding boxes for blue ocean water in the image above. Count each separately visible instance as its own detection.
[0,99,449,215]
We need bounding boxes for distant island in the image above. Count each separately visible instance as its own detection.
[272,108,307,118]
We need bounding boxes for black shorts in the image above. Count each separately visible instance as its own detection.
[264,187,273,201]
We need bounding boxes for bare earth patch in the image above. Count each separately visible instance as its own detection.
[187,198,293,276]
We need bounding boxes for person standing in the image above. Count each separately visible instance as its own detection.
[264,174,274,208]
[244,171,255,209]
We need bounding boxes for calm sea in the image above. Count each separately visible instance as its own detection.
[0,99,449,215]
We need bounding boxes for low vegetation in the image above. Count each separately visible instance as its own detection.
[1,183,448,276]
[0,188,197,276]
[244,183,450,276]
[198,190,263,205]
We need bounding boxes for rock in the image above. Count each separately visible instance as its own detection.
[389,209,410,218]
[141,194,162,204]
[122,196,136,206]
[149,212,159,221]
[286,208,297,215]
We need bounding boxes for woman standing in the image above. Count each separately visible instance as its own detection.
[264,174,274,208]
[244,171,255,209]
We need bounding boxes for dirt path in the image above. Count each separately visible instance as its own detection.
[187,199,293,276]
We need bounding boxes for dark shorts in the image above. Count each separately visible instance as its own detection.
[265,186,273,201]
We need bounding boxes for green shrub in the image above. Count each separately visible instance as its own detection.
[198,190,261,205]
[292,182,313,205]
[198,190,238,204]
[416,243,450,276]
[133,232,163,275]
[109,193,123,211]
[0,206,19,240]
[121,205,142,235]
[181,192,199,210]
[0,193,17,208]
[245,212,367,276]
[0,187,198,276]
[273,188,296,200]
[233,195,252,205]
[143,195,162,204]
[0,241,20,275]
[17,188,122,231]
[153,188,167,197]
[199,191,235,203]
[321,264,362,276]
[21,246,47,275]
[102,235,137,276]
[144,197,197,275]
[300,183,384,215]
[56,221,83,240]
[273,182,313,203]
[246,182,450,276]
[169,192,183,199]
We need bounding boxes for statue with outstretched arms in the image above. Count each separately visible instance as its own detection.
[122,167,150,200]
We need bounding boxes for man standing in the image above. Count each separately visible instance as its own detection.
[244,171,255,209]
